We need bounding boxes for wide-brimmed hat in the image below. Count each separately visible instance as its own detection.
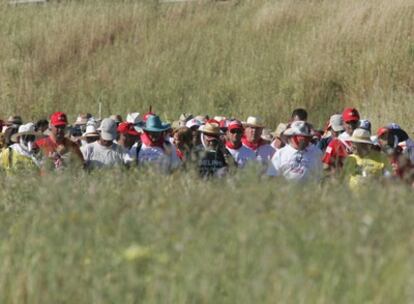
[198,122,222,136]
[81,124,100,139]
[349,128,373,145]
[283,121,312,137]
[142,115,170,133]
[186,118,203,129]
[328,114,345,132]
[242,116,265,128]
[6,115,23,126]
[98,118,117,141]
[272,123,287,138]
[73,114,90,126]
[11,123,41,143]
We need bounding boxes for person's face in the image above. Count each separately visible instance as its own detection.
[344,120,359,135]
[227,128,243,144]
[51,125,66,141]
[100,138,113,147]
[121,133,136,148]
[203,133,219,149]
[86,136,99,144]
[146,131,162,142]
[244,126,262,142]
[352,142,371,156]
[290,135,310,151]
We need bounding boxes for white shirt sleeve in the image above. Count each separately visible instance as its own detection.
[266,150,281,176]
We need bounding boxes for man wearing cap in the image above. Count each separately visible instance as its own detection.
[116,122,140,164]
[322,114,348,174]
[82,118,126,169]
[34,112,84,170]
[136,115,180,171]
[225,120,256,168]
[242,116,275,164]
[193,121,229,177]
[338,107,360,149]
[0,123,41,173]
[267,121,323,182]
[342,128,391,191]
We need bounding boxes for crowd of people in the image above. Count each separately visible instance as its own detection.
[0,107,413,190]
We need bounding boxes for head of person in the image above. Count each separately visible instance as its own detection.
[117,122,139,148]
[109,114,123,127]
[98,118,117,147]
[291,108,308,122]
[243,116,264,143]
[199,122,222,150]
[284,121,312,151]
[226,120,243,145]
[342,107,360,136]
[350,128,373,156]
[328,114,345,137]
[50,112,68,142]
[35,119,49,133]
[142,115,170,144]
[173,127,192,150]
[82,124,100,144]
[11,123,40,152]
[377,125,409,156]
[261,128,273,144]
[186,118,203,146]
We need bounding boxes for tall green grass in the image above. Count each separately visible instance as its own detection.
[1,1,414,303]
[0,170,414,303]
[0,0,413,129]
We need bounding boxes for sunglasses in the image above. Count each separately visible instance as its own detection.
[229,129,243,134]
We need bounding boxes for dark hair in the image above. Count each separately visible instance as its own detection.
[35,119,49,131]
[4,126,19,147]
[291,108,308,121]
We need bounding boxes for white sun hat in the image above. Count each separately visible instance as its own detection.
[283,121,312,137]
[11,123,41,143]
[349,128,373,145]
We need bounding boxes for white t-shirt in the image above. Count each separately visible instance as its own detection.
[82,141,125,169]
[226,145,256,168]
[266,144,323,182]
[138,142,181,170]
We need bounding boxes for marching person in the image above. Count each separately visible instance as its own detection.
[34,112,84,171]
[242,116,275,164]
[225,120,255,168]
[267,121,323,182]
[342,128,392,191]
[82,118,126,169]
[193,121,230,177]
[322,114,348,175]
[136,115,181,171]
[0,123,41,173]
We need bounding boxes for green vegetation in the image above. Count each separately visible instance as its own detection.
[0,0,413,129]
[1,171,414,303]
[1,1,414,303]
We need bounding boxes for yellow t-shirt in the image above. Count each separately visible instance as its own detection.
[342,151,391,191]
[0,147,39,174]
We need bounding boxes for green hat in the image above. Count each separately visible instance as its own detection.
[142,115,170,133]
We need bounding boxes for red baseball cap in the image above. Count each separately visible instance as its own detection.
[228,120,243,131]
[50,112,68,127]
[117,122,140,136]
[377,127,388,137]
[342,107,360,122]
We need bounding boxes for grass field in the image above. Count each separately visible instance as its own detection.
[1,1,414,303]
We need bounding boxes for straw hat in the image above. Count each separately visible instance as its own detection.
[242,116,265,128]
[349,128,373,145]
[11,123,41,143]
[283,121,312,137]
[198,122,222,136]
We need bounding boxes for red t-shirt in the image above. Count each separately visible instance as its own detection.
[322,138,348,168]
[34,136,84,162]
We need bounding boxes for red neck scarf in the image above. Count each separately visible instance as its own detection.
[242,136,264,151]
[141,132,164,149]
[225,141,242,150]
